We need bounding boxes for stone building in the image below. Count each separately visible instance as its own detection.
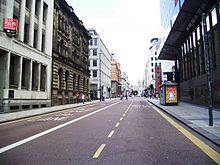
[111,56,121,98]
[0,0,54,112]
[88,29,112,100]
[52,0,91,105]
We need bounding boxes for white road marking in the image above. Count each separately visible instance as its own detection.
[115,123,120,128]
[107,130,115,138]
[0,102,119,154]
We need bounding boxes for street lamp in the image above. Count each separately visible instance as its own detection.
[202,13,213,126]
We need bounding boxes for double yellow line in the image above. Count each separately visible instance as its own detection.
[151,104,220,164]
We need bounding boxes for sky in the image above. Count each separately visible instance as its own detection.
[66,0,162,85]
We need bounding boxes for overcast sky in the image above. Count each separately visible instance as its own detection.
[66,0,162,85]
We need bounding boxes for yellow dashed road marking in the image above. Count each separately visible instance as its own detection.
[93,144,106,158]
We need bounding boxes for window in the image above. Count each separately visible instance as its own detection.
[24,23,29,44]
[9,55,19,88]
[155,57,157,60]
[93,70,97,77]
[152,69,154,72]
[152,75,154,79]
[151,63,154,66]
[43,2,48,24]
[58,68,62,90]
[35,0,40,16]
[94,38,97,45]
[73,74,76,91]
[151,57,153,61]
[22,58,30,89]
[40,65,46,91]
[26,0,31,10]
[65,70,69,90]
[93,49,97,56]
[155,52,157,55]
[93,60,97,66]
[89,39,93,46]
[32,62,39,90]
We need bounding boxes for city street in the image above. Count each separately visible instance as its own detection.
[0,97,219,165]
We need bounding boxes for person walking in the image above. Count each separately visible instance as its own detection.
[82,93,85,104]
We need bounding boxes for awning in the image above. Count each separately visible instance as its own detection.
[159,0,219,60]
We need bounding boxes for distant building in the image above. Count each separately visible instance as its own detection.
[146,38,174,93]
[88,29,112,100]
[121,72,130,96]
[51,0,91,105]
[111,55,121,98]
[159,0,220,107]
[0,0,54,112]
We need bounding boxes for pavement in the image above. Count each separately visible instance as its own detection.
[0,100,101,123]
[0,97,220,147]
[146,98,220,147]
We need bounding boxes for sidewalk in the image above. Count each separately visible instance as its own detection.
[147,98,220,147]
[0,100,101,123]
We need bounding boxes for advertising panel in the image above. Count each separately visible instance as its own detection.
[165,85,177,103]
[3,18,18,34]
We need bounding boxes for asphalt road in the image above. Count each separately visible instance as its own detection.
[0,97,219,165]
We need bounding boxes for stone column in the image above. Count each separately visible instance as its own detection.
[5,0,14,18]
[4,52,11,89]
[28,61,33,91]
[18,56,23,89]
[37,0,43,51]
[18,0,26,42]
[37,63,41,91]
[29,0,36,46]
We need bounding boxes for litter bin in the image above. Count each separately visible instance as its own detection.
[160,82,178,105]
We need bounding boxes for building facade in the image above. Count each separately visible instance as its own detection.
[88,29,112,100]
[111,56,121,98]
[52,0,90,105]
[0,0,54,112]
[146,38,174,92]
[121,72,130,96]
[159,0,220,108]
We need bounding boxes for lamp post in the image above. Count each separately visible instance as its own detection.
[202,13,213,126]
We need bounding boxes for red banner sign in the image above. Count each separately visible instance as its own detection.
[3,18,18,32]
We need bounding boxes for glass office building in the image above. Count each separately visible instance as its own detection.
[159,0,220,108]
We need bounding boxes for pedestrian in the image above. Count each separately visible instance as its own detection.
[120,94,123,100]
[82,93,85,104]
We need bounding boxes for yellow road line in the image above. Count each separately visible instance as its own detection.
[152,106,220,164]
[108,130,115,138]
[115,122,120,128]
[93,144,106,158]
[120,117,123,121]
